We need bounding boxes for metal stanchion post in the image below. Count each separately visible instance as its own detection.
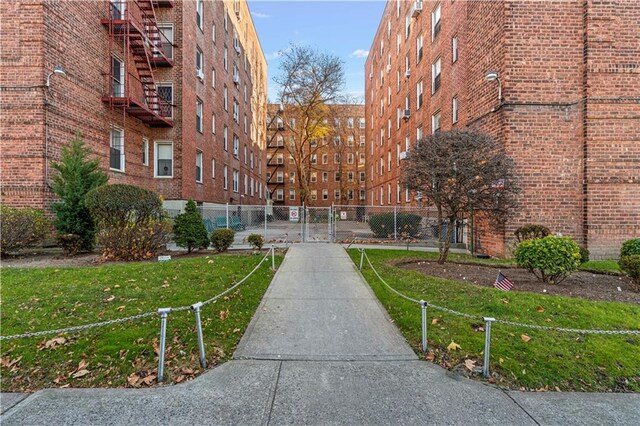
[157,308,171,382]
[394,206,397,240]
[226,203,230,229]
[483,317,495,377]
[271,244,275,270]
[191,302,207,369]
[264,204,268,241]
[359,249,365,271]
[421,300,428,353]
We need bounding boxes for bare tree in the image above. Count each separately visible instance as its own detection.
[402,131,520,263]
[273,45,345,205]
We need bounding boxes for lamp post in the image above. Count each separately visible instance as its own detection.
[44,66,67,189]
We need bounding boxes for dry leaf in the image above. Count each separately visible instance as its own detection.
[127,373,141,387]
[141,375,156,385]
[44,337,67,350]
[219,309,229,321]
[447,341,461,351]
[431,318,439,325]
[464,359,476,371]
[521,334,531,342]
[207,260,214,264]
[425,352,435,361]
[117,306,126,312]
[500,298,509,304]
[104,295,115,303]
[72,369,90,378]
[536,305,545,313]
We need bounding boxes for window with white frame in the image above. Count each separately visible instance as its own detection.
[212,113,216,133]
[322,189,328,200]
[158,24,173,60]
[110,127,124,171]
[155,142,173,177]
[334,190,341,200]
[432,57,441,93]
[142,137,149,166]
[322,153,328,164]
[211,159,216,179]
[232,169,239,192]
[416,34,423,63]
[243,174,248,194]
[322,172,328,182]
[359,117,365,128]
[223,125,228,150]
[360,189,366,201]
[417,80,423,109]
[211,68,216,88]
[196,0,203,29]
[311,172,317,182]
[432,111,441,134]
[157,83,173,119]
[387,184,391,204]
[212,23,216,44]
[223,85,228,110]
[276,189,284,201]
[347,171,354,182]
[334,153,341,164]
[311,190,317,200]
[196,47,204,80]
[223,46,228,70]
[233,99,239,122]
[452,96,458,124]
[223,165,228,189]
[397,182,401,203]
[233,134,239,157]
[452,34,458,63]
[195,150,203,183]
[405,12,411,39]
[347,153,354,164]
[111,56,124,97]
[243,144,247,164]
[347,117,354,128]
[276,171,284,182]
[360,136,365,147]
[334,171,341,182]
[359,152,365,164]
[196,98,203,133]
[431,3,441,41]
[289,189,295,201]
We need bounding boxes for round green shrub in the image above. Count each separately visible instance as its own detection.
[211,228,235,252]
[514,235,581,284]
[173,200,209,253]
[620,238,640,258]
[514,224,551,243]
[619,255,640,291]
[0,205,51,256]
[579,246,590,264]
[247,233,264,250]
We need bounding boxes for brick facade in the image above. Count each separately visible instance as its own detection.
[365,0,639,259]
[266,104,367,208]
[0,0,268,211]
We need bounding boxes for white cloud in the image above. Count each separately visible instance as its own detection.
[251,11,271,19]
[350,49,369,59]
[265,51,283,60]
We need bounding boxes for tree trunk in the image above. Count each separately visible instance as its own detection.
[437,206,445,264]
[439,215,456,264]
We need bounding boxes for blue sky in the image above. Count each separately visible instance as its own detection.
[247,0,386,102]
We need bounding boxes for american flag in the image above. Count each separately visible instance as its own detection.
[494,271,513,291]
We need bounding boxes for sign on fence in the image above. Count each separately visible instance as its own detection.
[289,207,299,221]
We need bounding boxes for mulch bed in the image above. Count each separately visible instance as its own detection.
[396,259,640,304]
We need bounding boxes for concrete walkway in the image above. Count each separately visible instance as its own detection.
[2,244,639,425]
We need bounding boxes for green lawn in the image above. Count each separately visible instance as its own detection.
[1,252,282,392]
[349,249,640,392]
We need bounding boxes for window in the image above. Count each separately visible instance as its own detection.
[223,46,228,70]
[158,24,173,60]
[233,135,239,157]
[309,172,317,183]
[276,189,284,201]
[223,10,228,31]
[322,189,328,200]
[233,169,239,192]
[334,190,341,200]
[335,172,341,182]
[347,117,354,128]
[289,118,296,129]
[223,165,228,189]
[359,190,366,201]
[289,189,295,201]
[452,35,458,63]
[359,171,366,182]
[397,182,401,203]
[334,153,340,164]
[405,12,411,39]
[223,125,228,150]
[322,172,328,182]
[276,171,284,183]
[452,96,458,124]
[211,68,216,88]
[109,127,124,171]
[276,153,283,164]
[196,98,203,133]
[432,3,441,41]
[142,137,148,166]
[347,171,354,182]
[322,153,328,164]
[223,85,228,110]
[432,58,441,94]
[211,159,216,178]
[417,80,423,109]
[111,56,124,97]
[347,135,354,147]
[388,184,392,204]
[233,99,239,122]
[388,151,392,172]
[196,47,204,80]
[432,111,441,134]
[311,190,317,201]
[250,152,254,168]
[211,113,216,133]
[416,34,423,63]
[334,136,341,146]
[196,150,203,183]
[311,154,317,164]
[243,145,247,164]
[289,171,295,183]
[359,153,365,164]
[155,142,173,177]
[244,174,248,194]
[360,136,365,147]
[157,83,173,119]
[359,117,365,128]
[196,0,203,29]
[212,23,216,44]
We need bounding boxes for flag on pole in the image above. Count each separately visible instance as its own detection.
[494,271,513,291]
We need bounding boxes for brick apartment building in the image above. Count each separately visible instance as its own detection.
[265,103,367,208]
[365,0,639,258]
[1,0,268,212]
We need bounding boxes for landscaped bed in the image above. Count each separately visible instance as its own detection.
[0,251,282,392]
[349,249,640,392]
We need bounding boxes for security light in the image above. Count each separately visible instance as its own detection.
[46,66,67,87]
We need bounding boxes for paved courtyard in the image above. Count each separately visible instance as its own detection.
[2,244,638,425]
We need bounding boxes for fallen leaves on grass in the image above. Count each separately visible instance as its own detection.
[39,336,67,350]
[447,341,461,351]
[431,318,439,325]
[219,309,229,321]
[464,359,476,371]
[536,305,545,313]
[425,351,436,361]
[521,334,531,343]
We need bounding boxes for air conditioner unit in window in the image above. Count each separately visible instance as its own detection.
[402,109,411,120]
[386,64,391,73]
[412,1,423,17]
[399,151,408,160]
[197,69,204,80]
[415,191,423,200]
[405,69,411,78]
[233,74,240,84]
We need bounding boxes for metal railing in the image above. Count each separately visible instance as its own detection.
[357,249,640,378]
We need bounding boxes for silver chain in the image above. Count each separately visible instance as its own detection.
[361,250,640,336]
[1,248,275,340]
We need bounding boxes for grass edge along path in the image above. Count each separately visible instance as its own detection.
[348,249,640,392]
[0,251,283,392]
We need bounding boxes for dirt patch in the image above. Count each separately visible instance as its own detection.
[397,260,640,304]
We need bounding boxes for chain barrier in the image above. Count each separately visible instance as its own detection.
[360,249,640,336]
[0,247,276,341]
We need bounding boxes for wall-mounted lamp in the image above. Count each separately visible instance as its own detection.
[484,70,502,103]
[46,66,66,88]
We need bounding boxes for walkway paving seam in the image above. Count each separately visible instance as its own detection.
[501,388,542,426]
[261,361,282,426]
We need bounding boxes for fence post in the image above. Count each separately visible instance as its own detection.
[157,308,171,382]
[394,206,398,240]
[420,300,428,353]
[271,244,275,270]
[190,302,207,368]
[482,317,495,377]
[264,204,268,241]
[226,203,230,229]
[359,249,365,271]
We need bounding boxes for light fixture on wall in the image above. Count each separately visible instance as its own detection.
[46,66,66,88]
[484,70,502,103]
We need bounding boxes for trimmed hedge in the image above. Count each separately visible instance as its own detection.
[247,234,264,250]
[514,236,581,285]
[619,255,640,291]
[0,205,50,256]
[211,229,235,252]
[369,213,422,238]
[86,184,168,260]
[514,224,551,243]
[620,238,640,258]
